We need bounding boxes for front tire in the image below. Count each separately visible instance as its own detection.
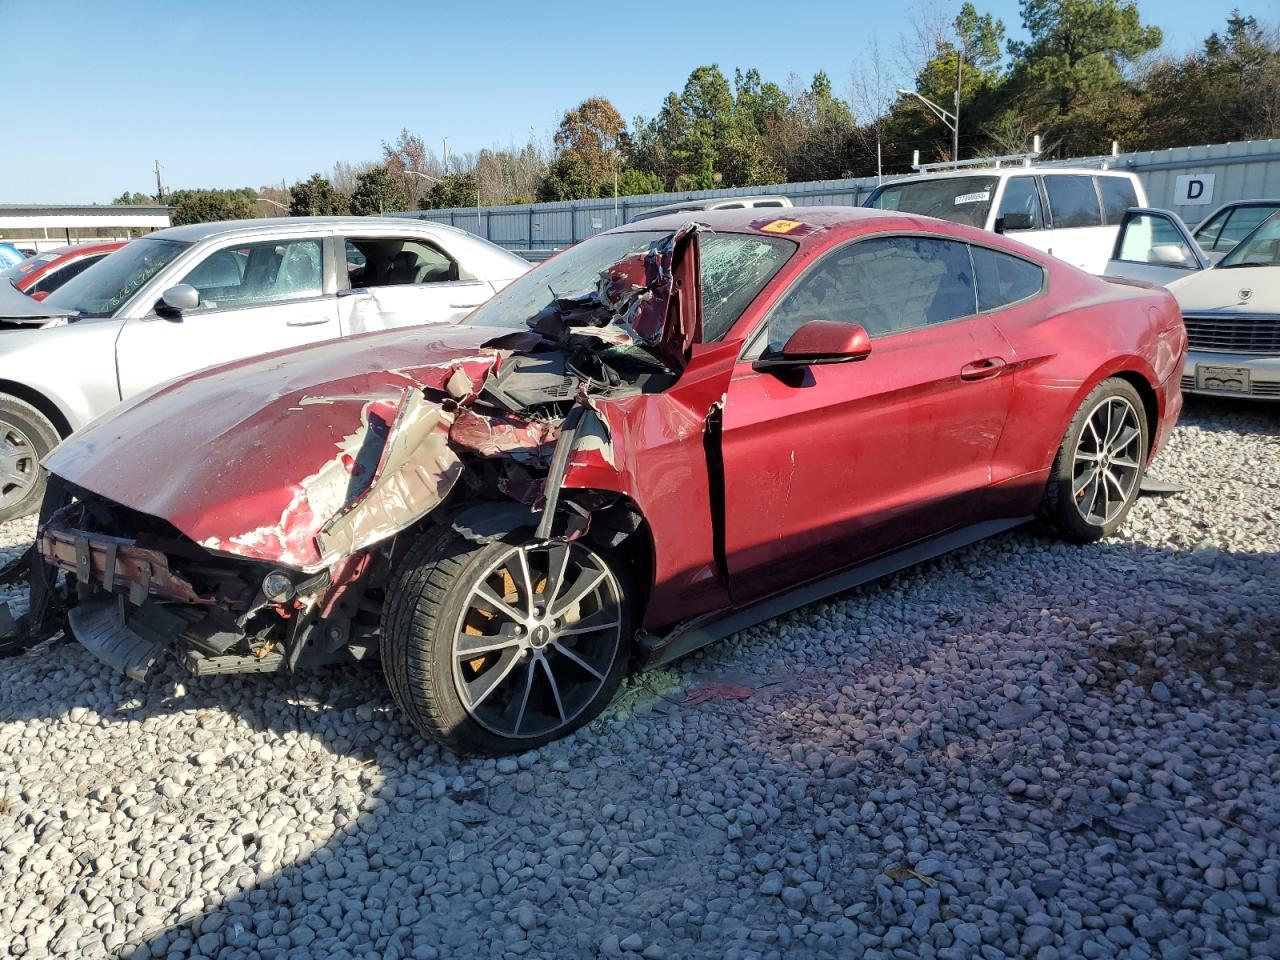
[0,395,60,524]
[1040,377,1148,542]
[382,527,632,754]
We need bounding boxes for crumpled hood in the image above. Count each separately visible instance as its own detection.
[44,323,508,570]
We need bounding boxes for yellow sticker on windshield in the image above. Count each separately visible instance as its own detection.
[759,218,804,234]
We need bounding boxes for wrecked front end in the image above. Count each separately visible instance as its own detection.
[37,486,349,678]
[23,226,701,682]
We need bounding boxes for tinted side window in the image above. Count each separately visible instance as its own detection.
[972,247,1045,311]
[1097,177,1139,224]
[30,255,102,295]
[996,177,1044,230]
[1045,175,1102,228]
[767,236,976,349]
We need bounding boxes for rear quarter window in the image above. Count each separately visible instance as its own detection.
[972,246,1044,311]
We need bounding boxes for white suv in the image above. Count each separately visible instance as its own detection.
[865,167,1146,275]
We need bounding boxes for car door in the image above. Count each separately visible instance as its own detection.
[115,234,340,400]
[720,234,1015,602]
[335,234,495,335]
[1104,208,1209,287]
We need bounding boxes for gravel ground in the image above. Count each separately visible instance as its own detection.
[0,397,1277,960]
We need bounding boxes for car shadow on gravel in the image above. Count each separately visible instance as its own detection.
[1,530,1277,959]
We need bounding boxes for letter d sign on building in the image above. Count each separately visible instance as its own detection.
[1174,174,1215,206]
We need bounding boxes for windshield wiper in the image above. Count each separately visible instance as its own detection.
[1217,261,1271,268]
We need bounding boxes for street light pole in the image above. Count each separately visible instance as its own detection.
[954,49,962,164]
[897,87,960,163]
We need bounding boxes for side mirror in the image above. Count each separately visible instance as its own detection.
[995,212,1034,233]
[1149,244,1191,267]
[753,320,872,372]
[158,283,199,314]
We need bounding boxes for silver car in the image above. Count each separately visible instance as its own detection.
[0,216,530,520]
[1104,206,1280,401]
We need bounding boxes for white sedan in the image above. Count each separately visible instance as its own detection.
[1105,206,1280,401]
[0,216,530,520]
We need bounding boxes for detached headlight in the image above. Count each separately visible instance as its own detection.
[261,571,296,602]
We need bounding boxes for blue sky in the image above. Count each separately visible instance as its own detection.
[0,0,1255,203]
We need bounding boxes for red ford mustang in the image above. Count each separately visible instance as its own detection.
[28,208,1185,753]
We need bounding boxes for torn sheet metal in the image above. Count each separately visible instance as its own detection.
[316,389,462,560]
[571,401,617,469]
[449,408,559,464]
[526,223,703,370]
[195,406,388,569]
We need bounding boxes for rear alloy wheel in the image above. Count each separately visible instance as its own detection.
[1040,377,1148,542]
[382,529,631,753]
[0,395,61,524]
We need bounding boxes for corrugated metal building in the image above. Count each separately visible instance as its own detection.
[391,138,1280,254]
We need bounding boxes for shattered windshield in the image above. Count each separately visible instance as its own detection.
[468,229,794,342]
[867,176,999,228]
[42,238,189,317]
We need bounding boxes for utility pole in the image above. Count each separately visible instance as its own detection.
[442,138,449,174]
[154,160,165,204]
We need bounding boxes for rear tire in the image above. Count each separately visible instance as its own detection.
[382,526,632,754]
[1039,377,1148,542]
[0,395,60,524]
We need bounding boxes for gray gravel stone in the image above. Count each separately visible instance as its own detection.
[0,401,1277,959]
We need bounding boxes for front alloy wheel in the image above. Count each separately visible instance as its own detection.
[452,542,623,740]
[382,528,632,753]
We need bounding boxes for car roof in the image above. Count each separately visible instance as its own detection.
[43,241,126,258]
[646,195,790,211]
[615,205,919,237]
[1209,199,1280,208]
[148,215,476,244]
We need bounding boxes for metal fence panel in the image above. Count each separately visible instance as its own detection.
[385,138,1280,250]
